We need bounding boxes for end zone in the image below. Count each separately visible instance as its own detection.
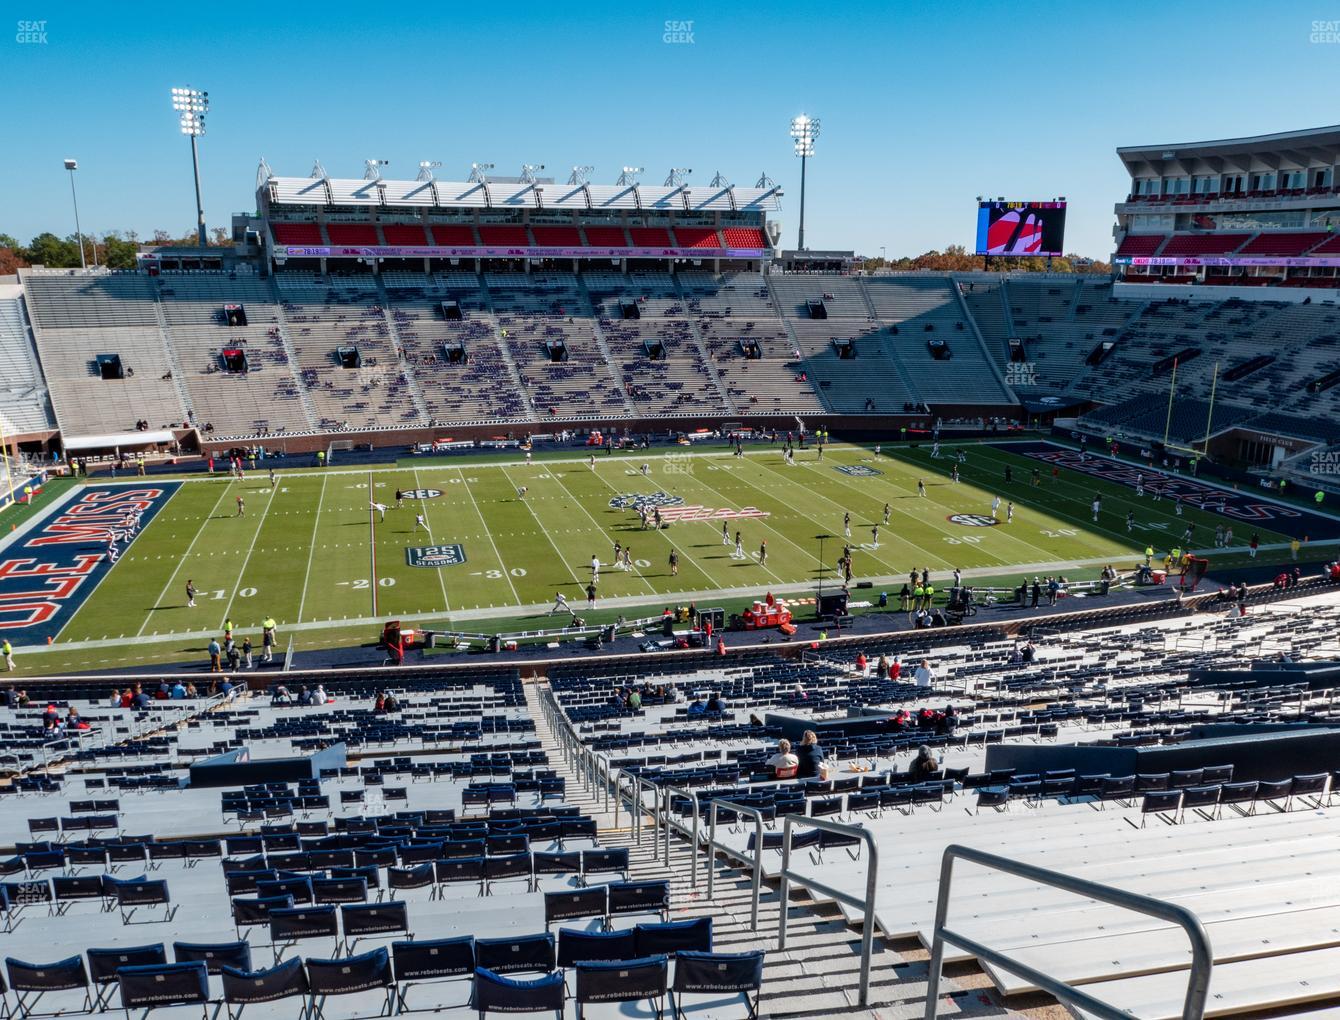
[0,482,180,646]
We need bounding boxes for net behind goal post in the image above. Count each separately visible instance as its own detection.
[326,440,354,466]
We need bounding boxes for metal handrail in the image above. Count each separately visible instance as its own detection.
[629,773,662,845]
[706,799,766,930]
[924,844,1214,1020]
[777,814,880,1008]
[661,785,700,887]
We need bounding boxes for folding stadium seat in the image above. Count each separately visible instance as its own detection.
[579,848,629,886]
[482,853,532,896]
[606,881,670,926]
[269,906,340,962]
[173,941,252,976]
[116,962,211,1020]
[485,834,528,856]
[50,874,107,914]
[1138,790,1183,827]
[574,955,668,1020]
[305,948,394,1020]
[670,949,765,1020]
[112,877,176,924]
[1098,776,1136,809]
[86,945,167,1010]
[557,927,638,975]
[386,864,434,898]
[390,937,475,1013]
[471,967,564,1020]
[6,955,93,1019]
[431,858,484,899]
[1215,780,1259,818]
[257,876,314,904]
[530,851,581,892]
[1288,772,1329,810]
[231,894,294,940]
[1255,778,1294,812]
[1179,784,1221,822]
[226,868,278,897]
[633,917,712,958]
[219,956,309,1020]
[340,902,410,956]
[543,887,607,932]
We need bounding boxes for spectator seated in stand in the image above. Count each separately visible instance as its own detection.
[766,739,799,778]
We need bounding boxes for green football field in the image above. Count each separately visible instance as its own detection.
[47,439,1292,648]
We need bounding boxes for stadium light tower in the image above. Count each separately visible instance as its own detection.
[171,86,209,246]
[790,114,819,250]
[63,159,86,271]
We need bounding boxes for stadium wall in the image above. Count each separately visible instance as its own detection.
[195,411,1028,457]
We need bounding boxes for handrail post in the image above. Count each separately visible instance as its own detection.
[707,799,764,930]
[924,844,1214,1020]
[662,785,700,887]
[775,814,879,1007]
[777,814,794,951]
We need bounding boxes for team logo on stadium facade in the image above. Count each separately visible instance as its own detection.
[836,465,883,477]
[947,513,999,528]
[402,489,441,500]
[608,492,686,511]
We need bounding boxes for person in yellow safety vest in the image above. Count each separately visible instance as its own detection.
[1317,491,1326,506]
[913,583,925,610]
[1145,545,1155,566]
[924,583,935,610]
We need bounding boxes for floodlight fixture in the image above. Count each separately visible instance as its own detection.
[790,114,820,249]
[171,86,210,245]
[64,159,86,270]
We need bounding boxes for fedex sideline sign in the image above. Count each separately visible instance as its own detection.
[0,483,179,645]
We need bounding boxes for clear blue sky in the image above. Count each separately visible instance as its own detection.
[4,0,1337,259]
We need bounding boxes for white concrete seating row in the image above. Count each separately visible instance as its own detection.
[389,300,528,421]
[23,272,158,329]
[158,275,313,437]
[38,327,186,435]
[0,295,54,432]
[280,290,424,430]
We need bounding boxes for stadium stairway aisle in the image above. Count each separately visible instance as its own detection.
[522,680,1025,1020]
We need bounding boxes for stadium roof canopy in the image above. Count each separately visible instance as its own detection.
[64,429,175,451]
[260,166,783,213]
[1117,124,1340,176]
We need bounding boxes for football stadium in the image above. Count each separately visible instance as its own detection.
[6,11,1340,1020]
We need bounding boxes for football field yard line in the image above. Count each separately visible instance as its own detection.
[368,470,379,617]
[218,482,280,629]
[738,454,946,572]
[413,467,451,613]
[295,474,328,626]
[790,453,1067,568]
[135,482,233,638]
[546,465,659,597]
[750,452,980,570]
[459,467,524,605]
[906,444,1283,553]
[584,462,741,592]
[679,463,818,581]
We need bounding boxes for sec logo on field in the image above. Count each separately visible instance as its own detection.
[947,513,999,527]
[402,489,441,499]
